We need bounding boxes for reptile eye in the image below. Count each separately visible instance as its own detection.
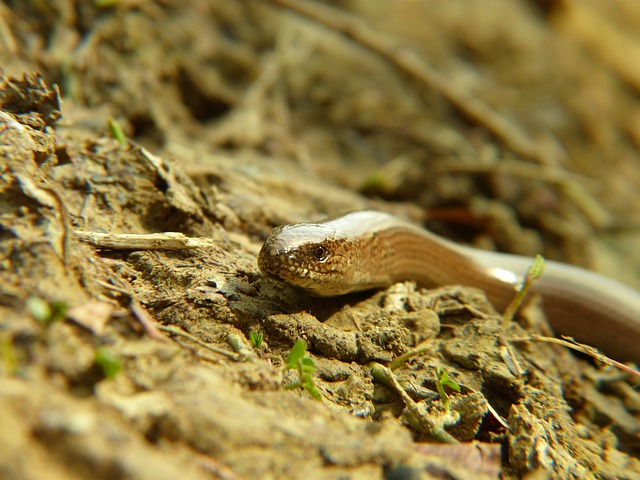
[313,245,329,261]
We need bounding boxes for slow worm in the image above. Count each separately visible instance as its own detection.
[258,210,640,364]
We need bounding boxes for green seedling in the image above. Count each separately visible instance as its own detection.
[502,254,546,327]
[283,339,321,400]
[107,117,127,145]
[370,362,460,443]
[249,331,264,349]
[94,0,120,6]
[361,172,387,191]
[436,366,460,414]
[1,334,18,375]
[26,297,67,324]
[389,341,432,370]
[94,347,122,379]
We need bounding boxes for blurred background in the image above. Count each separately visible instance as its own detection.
[2,0,640,284]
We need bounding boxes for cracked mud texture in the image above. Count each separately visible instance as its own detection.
[1,1,640,479]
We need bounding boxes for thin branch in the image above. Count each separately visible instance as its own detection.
[75,231,219,250]
[157,325,242,361]
[96,280,164,340]
[510,334,640,378]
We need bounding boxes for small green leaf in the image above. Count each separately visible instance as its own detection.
[361,172,387,191]
[283,339,321,400]
[94,0,120,6]
[436,367,460,413]
[528,254,546,280]
[302,373,322,400]
[502,255,546,326]
[1,334,18,375]
[107,117,127,145]
[300,356,316,372]
[438,368,460,392]
[26,297,67,324]
[249,331,263,349]
[95,347,122,379]
[26,297,49,322]
[285,339,308,369]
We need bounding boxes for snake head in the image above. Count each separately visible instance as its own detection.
[258,222,357,296]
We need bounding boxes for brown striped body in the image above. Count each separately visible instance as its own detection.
[258,210,640,363]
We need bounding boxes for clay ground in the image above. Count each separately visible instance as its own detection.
[1,1,640,479]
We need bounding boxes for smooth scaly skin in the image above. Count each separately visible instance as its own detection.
[258,210,640,363]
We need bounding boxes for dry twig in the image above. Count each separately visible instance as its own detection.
[511,334,640,379]
[75,230,219,250]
